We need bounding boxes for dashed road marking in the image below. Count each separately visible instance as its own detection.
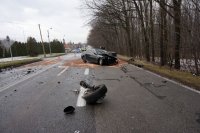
[57,66,69,76]
[84,68,89,75]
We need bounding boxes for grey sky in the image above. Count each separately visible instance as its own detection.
[0,0,90,43]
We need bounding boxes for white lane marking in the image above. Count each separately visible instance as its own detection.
[84,68,89,75]
[0,63,59,93]
[76,87,87,107]
[58,66,66,68]
[57,66,69,76]
[132,65,200,95]
[76,68,90,107]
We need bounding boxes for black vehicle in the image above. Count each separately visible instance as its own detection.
[81,48,118,65]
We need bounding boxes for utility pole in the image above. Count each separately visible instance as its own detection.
[38,24,46,58]
[47,29,52,55]
[6,36,13,61]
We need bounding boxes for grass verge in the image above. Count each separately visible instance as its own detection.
[39,53,66,58]
[0,58,42,70]
[118,55,200,91]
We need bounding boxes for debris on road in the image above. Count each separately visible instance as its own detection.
[63,106,75,114]
[26,68,34,74]
[162,80,167,83]
[38,81,44,84]
[80,81,107,104]
[72,89,80,94]
[121,66,128,73]
[74,130,80,133]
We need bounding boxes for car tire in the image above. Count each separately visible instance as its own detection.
[99,58,104,66]
[82,84,107,104]
[82,56,87,63]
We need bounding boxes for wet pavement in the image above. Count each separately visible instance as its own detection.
[0,53,200,133]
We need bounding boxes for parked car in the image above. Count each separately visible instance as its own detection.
[81,48,118,65]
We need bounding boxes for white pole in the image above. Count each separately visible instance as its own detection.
[47,30,52,55]
[10,47,13,61]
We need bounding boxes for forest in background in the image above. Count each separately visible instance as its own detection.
[0,37,65,58]
[84,0,200,75]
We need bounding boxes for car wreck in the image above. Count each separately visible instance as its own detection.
[81,48,118,65]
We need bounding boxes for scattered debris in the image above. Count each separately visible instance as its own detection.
[162,80,167,83]
[64,106,75,114]
[26,69,33,74]
[38,81,44,84]
[134,64,144,68]
[128,58,135,63]
[121,66,128,73]
[72,89,80,94]
[74,130,80,133]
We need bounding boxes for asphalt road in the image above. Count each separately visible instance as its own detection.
[0,54,200,133]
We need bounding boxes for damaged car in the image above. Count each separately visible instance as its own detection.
[81,48,118,65]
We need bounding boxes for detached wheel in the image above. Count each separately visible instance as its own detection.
[82,84,107,104]
[99,58,104,66]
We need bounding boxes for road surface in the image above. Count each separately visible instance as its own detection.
[0,54,200,133]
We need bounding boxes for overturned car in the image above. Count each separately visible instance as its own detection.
[81,48,118,65]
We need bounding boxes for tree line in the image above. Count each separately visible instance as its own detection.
[84,0,200,75]
[0,37,65,58]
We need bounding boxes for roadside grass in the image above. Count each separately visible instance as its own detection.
[0,58,42,70]
[0,53,65,70]
[118,55,200,90]
[40,53,66,58]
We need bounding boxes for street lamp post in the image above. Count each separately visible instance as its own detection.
[47,30,52,55]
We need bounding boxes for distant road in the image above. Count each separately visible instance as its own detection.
[0,53,199,133]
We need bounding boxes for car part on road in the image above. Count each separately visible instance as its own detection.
[81,56,87,63]
[63,106,75,114]
[82,84,107,104]
[80,80,94,89]
[80,81,108,104]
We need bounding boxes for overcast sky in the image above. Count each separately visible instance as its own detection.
[0,0,90,43]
